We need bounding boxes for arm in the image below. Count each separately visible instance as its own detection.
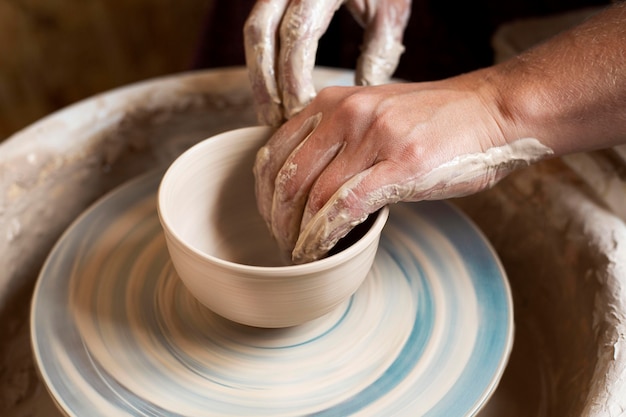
[492,1,626,157]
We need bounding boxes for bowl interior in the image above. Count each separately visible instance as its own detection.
[159,126,286,266]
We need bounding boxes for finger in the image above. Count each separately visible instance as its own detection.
[293,160,405,263]
[253,112,322,233]
[269,121,346,253]
[244,0,291,126]
[297,135,380,231]
[353,0,411,86]
[278,0,344,118]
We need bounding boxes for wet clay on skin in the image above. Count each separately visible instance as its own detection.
[294,137,554,263]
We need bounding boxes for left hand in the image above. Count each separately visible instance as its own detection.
[244,0,412,126]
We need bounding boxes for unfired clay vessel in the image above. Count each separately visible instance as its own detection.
[0,66,625,416]
[158,126,388,328]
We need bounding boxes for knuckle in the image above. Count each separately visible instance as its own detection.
[369,104,394,131]
[395,137,425,167]
[344,92,394,134]
[333,89,374,121]
[243,15,264,42]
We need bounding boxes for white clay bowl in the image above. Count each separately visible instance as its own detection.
[157,126,389,328]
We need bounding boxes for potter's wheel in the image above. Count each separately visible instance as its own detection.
[30,170,513,416]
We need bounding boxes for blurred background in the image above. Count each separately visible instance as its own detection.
[0,0,611,141]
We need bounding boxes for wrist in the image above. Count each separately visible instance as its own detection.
[487,4,626,157]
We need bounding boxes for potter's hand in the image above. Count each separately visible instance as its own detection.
[244,0,411,126]
[254,2,626,264]
[253,75,555,263]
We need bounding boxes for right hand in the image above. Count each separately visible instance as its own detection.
[253,73,555,263]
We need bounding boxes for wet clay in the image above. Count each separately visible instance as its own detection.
[293,137,554,263]
[244,0,411,123]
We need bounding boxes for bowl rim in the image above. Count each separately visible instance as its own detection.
[157,126,390,275]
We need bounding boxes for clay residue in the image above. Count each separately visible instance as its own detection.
[457,158,626,417]
[293,137,554,263]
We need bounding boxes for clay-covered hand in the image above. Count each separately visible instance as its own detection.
[253,74,555,263]
[244,0,412,126]
[254,2,626,264]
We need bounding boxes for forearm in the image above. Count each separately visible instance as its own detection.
[492,2,626,157]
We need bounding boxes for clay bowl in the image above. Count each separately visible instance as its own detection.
[157,126,389,328]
